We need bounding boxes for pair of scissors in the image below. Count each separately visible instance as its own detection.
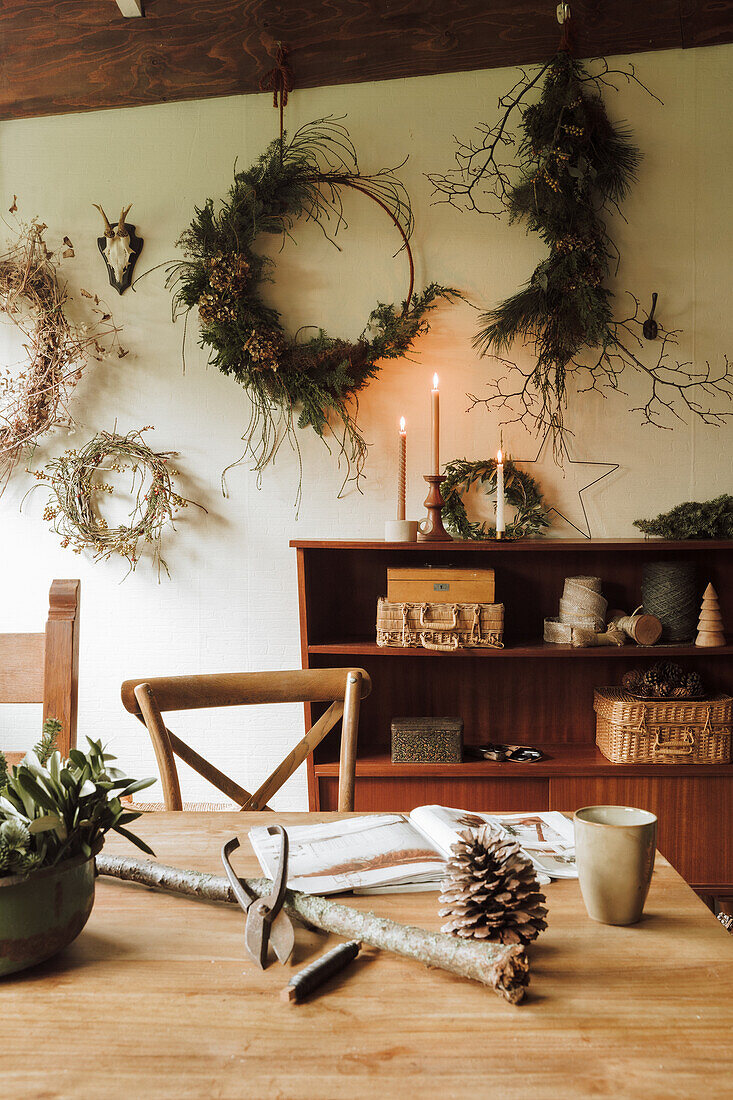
[221,826,295,969]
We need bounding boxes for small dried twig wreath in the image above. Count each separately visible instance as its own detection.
[441,457,550,540]
[31,428,205,578]
[0,211,124,493]
[168,118,455,505]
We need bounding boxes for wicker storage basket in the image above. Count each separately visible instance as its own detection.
[376,599,504,650]
[594,688,733,764]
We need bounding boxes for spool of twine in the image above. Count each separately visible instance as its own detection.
[641,561,698,642]
[608,607,663,646]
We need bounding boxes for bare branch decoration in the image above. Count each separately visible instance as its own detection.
[97,853,531,1004]
[429,51,731,454]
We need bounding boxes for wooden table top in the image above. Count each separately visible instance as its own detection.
[4,812,732,1100]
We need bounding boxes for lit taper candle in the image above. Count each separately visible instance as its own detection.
[398,416,406,521]
[431,373,440,475]
[496,448,505,538]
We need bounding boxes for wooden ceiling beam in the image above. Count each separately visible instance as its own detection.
[0,1,731,121]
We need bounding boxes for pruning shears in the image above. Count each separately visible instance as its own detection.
[221,827,295,969]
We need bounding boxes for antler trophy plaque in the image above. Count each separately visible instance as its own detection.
[93,203,143,294]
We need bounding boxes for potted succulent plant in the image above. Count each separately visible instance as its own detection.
[0,721,154,977]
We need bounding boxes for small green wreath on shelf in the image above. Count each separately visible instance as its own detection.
[168,118,454,499]
[441,457,550,540]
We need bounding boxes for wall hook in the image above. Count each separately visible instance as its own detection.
[643,292,659,340]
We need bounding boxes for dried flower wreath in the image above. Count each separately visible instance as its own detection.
[168,118,454,504]
[0,209,124,492]
[31,428,204,578]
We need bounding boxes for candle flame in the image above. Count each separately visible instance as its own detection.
[497,449,503,464]
[399,416,406,432]
[433,373,439,390]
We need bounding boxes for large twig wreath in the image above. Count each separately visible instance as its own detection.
[441,457,550,541]
[31,428,205,578]
[0,212,124,494]
[168,118,455,504]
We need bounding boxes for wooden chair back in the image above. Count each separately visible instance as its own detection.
[120,668,371,811]
[0,580,80,765]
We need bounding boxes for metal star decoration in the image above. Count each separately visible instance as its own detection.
[515,428,620,539]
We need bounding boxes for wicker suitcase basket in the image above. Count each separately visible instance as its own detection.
[594,688,733,764]
[376,598,504,651]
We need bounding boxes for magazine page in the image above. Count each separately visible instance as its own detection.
[410,806,577,879]
[248,814,445,895]
[490,811,577,878]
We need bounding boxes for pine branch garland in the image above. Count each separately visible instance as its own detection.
[634,495,733,540]
[430,53,732,451]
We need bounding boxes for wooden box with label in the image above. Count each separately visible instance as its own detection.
[386,567,495,604]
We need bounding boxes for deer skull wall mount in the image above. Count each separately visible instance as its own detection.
[93,203,143,294]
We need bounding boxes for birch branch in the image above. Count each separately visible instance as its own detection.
[97,854,529,1004]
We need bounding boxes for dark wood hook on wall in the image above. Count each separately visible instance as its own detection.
[643,292,659,339]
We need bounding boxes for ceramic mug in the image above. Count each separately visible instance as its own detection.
[573,805,657,926]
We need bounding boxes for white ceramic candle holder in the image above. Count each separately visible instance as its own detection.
[385,520,418,542]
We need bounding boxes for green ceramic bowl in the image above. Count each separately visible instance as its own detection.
[0,852,96,977]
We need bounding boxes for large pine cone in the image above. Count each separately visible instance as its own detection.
[438,827,548,946]
[645,661,684,691]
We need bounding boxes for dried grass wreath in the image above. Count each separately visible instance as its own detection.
[0,211,124,492]
[31,428,205,578]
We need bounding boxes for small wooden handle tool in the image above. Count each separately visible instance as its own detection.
[282,940,362,1003]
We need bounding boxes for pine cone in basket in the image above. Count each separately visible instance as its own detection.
[645,660,684,693]
[622,668,646,695]
[438,827,548,946]
[623,662,704,699]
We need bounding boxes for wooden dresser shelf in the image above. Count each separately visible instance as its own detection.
[293,538,733,897]
[308,639,733,658]
[313,745,733,778]
[291,538,733,552]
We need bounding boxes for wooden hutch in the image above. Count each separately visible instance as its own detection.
[292,539,733,903]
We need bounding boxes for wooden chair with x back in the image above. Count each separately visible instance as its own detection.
[0,579,81,766]
[120,668,371,812]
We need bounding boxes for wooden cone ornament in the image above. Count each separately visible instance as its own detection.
[695,583,725,647]
[439,827,548,946]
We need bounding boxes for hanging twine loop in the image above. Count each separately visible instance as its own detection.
[259,44,294,145]
[557,4,573,53]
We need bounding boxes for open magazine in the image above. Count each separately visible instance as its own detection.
[249,806,576,895]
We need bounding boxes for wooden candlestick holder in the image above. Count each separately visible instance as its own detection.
[417,474,453,542]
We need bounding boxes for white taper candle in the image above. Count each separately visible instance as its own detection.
[496,449,505,536]
[431,374,440,476]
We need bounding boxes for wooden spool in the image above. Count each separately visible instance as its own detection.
[609,608,663,646]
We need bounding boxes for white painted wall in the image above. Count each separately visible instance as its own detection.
[1,46,731,805]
